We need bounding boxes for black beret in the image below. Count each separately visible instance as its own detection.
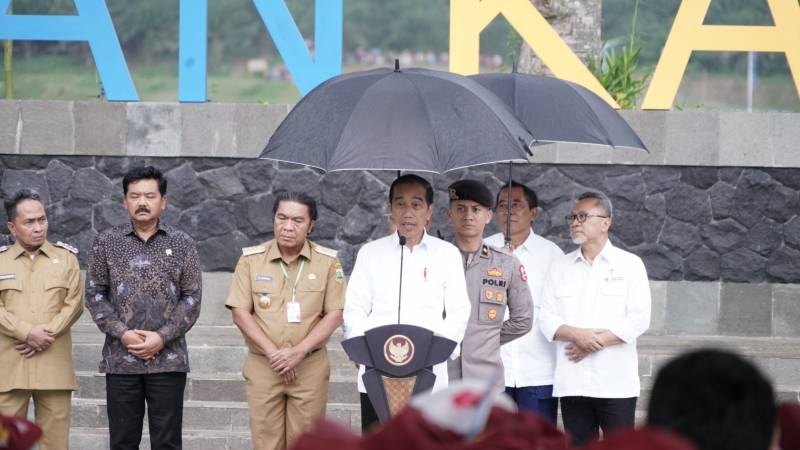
[448,179,494,208]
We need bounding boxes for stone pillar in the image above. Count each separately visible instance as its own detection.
[517,0,602,75]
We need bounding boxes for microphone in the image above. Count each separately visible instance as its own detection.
[398,235,406,324]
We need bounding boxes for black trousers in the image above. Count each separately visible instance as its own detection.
[360,393,380,432]
[106,372,187,450]
[560,396,637,447]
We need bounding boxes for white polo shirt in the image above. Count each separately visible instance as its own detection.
[540,240,651,398]
[485,230,564,388]
[343,232,471,393]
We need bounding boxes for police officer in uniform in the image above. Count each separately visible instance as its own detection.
[226,191,346,450]
[445,180,533,392]
[0,189,83,450]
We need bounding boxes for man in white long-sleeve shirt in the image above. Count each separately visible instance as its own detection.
[343,174,471,432]
[485,181,563,423]
[540,191,651,446]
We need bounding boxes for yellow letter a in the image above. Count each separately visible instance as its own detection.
[449,0,618,108]
[642,0,800,110]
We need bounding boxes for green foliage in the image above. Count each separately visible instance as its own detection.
[588,41,650,109]
[589,0,651,109]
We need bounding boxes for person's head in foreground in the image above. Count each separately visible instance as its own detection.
[647,348,777,450]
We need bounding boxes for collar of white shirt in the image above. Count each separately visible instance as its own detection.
[572,239,619,265]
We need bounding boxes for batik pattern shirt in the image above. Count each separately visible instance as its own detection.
[86,221,202,374]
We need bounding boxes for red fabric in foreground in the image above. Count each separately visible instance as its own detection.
[0,415,43,450]
[584,427,697,450]
[292,407,570,450]
[779,402,800,450]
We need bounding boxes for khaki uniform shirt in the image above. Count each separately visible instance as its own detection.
[449,244,532,390]
[225,239,346,353]
[0,241,83,391]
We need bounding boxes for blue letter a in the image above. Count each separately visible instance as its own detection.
[0,0,138,101]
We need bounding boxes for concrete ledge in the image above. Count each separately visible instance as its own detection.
[1,100,798,167]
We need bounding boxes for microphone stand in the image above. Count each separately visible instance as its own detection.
[398,234,406,324]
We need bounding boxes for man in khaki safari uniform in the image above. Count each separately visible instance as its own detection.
[226,191,346,450]
[0,189,83,450]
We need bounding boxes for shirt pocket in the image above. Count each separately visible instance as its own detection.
[297,278,325,319]
[252,280,280,312]
[44,276,69,312]
[553,285,580,320]
[0,279,23,311]
[478,286,507,325]
[598,279,627,317]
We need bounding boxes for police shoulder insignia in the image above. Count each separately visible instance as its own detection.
[313,244,338,258]
[55,241,79,254]
[481,245,489,255]
[242,245,266,256]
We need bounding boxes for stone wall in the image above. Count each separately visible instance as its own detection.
[1,156,798,283]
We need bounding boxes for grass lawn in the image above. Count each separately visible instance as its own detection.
[1,55,301,104]
[1,55,798,112]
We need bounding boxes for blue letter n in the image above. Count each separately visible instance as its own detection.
[252,0,342,96]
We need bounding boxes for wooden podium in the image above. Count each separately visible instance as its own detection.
[341,324,457,423]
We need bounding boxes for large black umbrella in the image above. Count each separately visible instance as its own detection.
[469,72,647,247]
[260,63,534,173]
[469,72,647,151]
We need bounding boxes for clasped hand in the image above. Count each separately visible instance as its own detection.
[565,328,608,362]
[269,347,305,385]
[15,324,55,358]
[122,330,165,360]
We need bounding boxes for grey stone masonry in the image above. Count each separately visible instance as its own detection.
[2,157,799,283]
[0,101,799,168]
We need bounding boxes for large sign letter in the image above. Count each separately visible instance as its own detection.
[642,0,800,110]
[450,0,618,107]
[0,0,138,101]
[179,0,207,102]
[252,0,342,96]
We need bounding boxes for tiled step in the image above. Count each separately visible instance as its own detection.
[68,402,360,450]
[70,325,356,377]
[73,371,360,404]
[69,427,252,450]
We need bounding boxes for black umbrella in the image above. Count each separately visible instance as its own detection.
[469,72,648,247]
[260,62,534,173]
[469,72,647,151]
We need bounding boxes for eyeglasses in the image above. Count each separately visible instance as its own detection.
[496,201,528,213]
[565,212,608,224]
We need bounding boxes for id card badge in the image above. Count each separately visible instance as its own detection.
[287,301,301,323]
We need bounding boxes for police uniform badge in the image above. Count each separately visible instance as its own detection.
[487,308,497,320]
[448,188,458,200]
[258,294,271,308]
